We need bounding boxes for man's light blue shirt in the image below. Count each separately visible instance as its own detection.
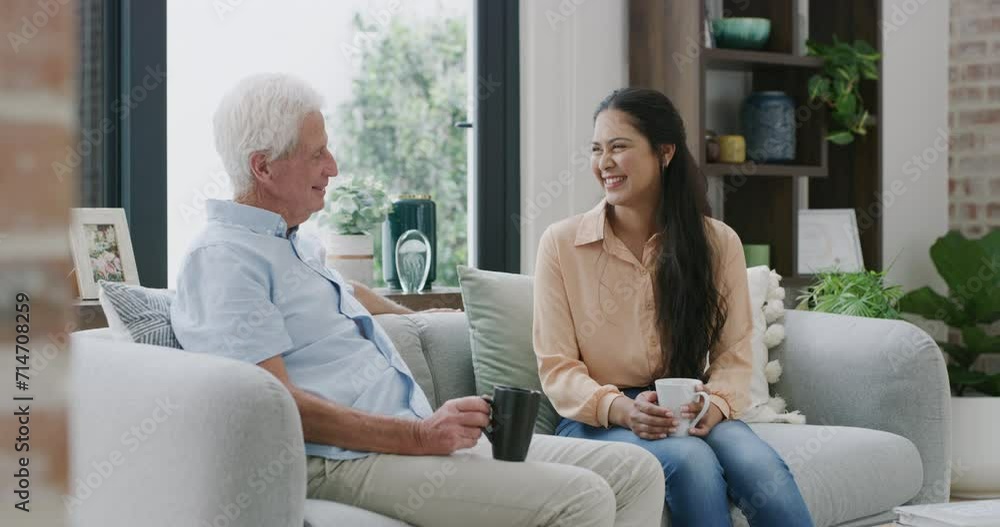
[171,199,433,460]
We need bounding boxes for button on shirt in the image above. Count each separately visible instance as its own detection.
[171,200,433,460]
[532,199,754,428]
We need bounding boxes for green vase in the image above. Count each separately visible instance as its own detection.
[743,244,771,269]
[382,195,436,290]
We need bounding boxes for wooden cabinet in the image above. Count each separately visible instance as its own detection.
[629,0,883,278]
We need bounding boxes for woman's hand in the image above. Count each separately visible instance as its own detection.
[613,391,679,440]
[682,389,726,437]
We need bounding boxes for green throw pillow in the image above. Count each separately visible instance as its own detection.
[457,265,560,435]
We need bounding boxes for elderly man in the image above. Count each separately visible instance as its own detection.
[170,73,663,527]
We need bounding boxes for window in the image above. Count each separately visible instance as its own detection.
[166,0,473,287]
[77,0,108,206]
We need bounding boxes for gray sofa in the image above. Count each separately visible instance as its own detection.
[70,309,950,526]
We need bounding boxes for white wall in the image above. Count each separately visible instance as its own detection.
[880,0,950,292]
[519,0,628,273]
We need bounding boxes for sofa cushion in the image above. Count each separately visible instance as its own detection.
[304,499,409,527]
[408,313,479,408]
[374,314,436,409]
[457,266,560,434]
[98,281,180,348]
[744,423,923,527]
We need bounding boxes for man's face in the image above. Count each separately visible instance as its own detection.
[260,111,338,224]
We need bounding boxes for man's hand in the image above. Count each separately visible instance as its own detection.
[415,396,490,455]
[683,392,726,438]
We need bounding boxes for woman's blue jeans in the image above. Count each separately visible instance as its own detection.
[556,388,814,527]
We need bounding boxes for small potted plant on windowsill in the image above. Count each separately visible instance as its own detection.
[319,175,392,286]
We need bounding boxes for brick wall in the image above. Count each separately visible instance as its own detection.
[0,0,76,524]
[950,0,1000,236]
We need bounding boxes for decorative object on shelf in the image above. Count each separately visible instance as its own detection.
[320,175,392,286]
[797,209,864,275]
[717,134,746,163]
[383,194,437,291]
[69,208,140,300]
[899,229,1000,497]
[710,17,771,50]
[704,0,722,48]
[742,91,796,163]
[743,244,771,268]
[806,36,880,145]
[705,130,721,163]
[795,270,903,319]
[395,229,432,294]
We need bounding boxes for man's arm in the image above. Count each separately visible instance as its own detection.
[258,355,488,456]
[349,280,413,315]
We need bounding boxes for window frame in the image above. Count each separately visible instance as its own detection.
[95,0,167,287]
[474,0,520,273]
[93,0,517,284]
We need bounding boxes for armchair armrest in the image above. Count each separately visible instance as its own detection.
[70,334,306,526]
[772,310,952,504]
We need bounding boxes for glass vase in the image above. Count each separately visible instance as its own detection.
[395,229,431,293]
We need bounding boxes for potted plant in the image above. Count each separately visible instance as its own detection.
[796,269,903,319]
[806,36,880,145]
[900,229,1000,498]
[319,175,392,286]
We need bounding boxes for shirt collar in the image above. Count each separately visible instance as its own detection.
[573,198,663,249]
[574,199,610,246]
[206,199,293,239]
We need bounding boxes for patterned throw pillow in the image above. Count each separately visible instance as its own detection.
[98,281,181,349]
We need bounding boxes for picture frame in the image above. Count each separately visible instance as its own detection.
[69,208,140,299]
[797,209,864,275]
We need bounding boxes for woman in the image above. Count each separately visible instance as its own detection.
[533,88,813,526]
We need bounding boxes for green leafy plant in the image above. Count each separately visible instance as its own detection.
[796,269,904,319]
[321,175,392,235]
[333,13,468,286]
[900,230,1000,396]
[806,36,880,145]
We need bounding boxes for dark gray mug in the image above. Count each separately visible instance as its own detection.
[481,385,541,462]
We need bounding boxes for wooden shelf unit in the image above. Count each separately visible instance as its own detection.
[702,48,824,70]
[628,0,882,278]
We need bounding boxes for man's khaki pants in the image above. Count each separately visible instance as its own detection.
[307,434,664,526]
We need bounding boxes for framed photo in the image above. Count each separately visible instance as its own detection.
[797,209,864,275]
[69,208,140,299]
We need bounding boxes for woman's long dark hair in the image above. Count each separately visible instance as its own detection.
[595,88,726,381]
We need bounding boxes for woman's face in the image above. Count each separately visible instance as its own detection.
[591,109,674,210]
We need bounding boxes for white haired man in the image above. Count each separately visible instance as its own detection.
[170,73,664,526]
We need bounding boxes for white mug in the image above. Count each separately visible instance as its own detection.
[654,378,710,437]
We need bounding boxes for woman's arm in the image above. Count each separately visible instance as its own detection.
[703,228,755,419]
[532,228,624,428]
[349,280,413,315]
